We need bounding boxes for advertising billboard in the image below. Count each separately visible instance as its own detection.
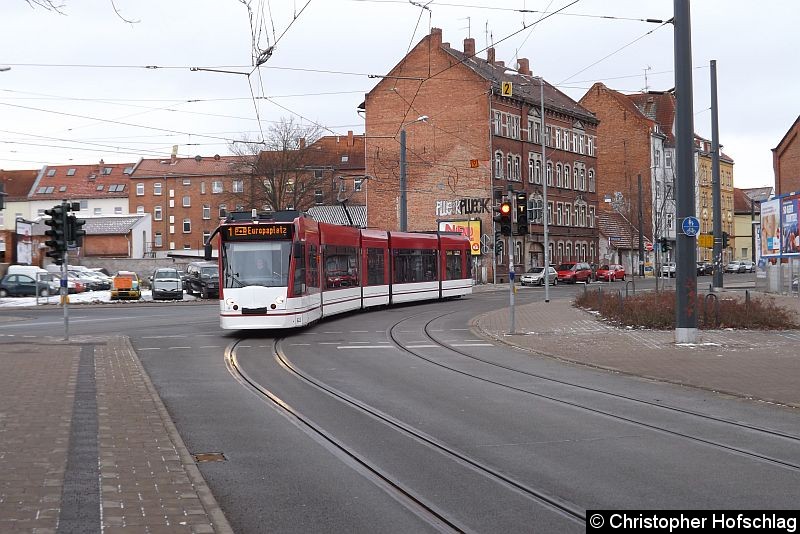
[759,198,781,258]
[438,219,482,256]
[780,194,800,256]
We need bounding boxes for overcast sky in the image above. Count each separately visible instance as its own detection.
[1,0,796,189]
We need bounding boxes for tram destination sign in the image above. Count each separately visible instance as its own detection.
[223,223,293,241]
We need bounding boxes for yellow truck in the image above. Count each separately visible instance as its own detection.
[110,271,141,300]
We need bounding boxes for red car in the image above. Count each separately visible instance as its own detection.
[595,264,626,282]
[555,262,593,283]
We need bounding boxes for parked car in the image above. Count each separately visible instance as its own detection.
[185,261,219,299]
[740,260,755,273]
[53,274,86,294]
[595,264,625,282]
[696,261,714,275]
[0,273,57,297]
[555,262,593,284]
[520,266,558,286]
[110,271,141,300]
[149,268,184,300]
[725,261,745,274]
[661,262,676,277]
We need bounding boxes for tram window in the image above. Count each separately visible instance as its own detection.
[307,244,319,289]
[445,250,462,280]
[222,241,291,288]
[393,249,438,283]
[293,243,305,296]
[366,248,385,286]
[323,245,359,288]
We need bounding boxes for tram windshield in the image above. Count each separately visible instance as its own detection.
[222,241,292,288]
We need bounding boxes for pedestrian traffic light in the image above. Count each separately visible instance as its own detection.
[660,237,669,253]
[66,214,86,248]
[494,201,512,236]
[515,191,528,235]
[44,203,66,265]
[721,231,729,248]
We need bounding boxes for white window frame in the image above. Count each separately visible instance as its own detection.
[136,183,144,196]
[183,218,191,233]
[154,182,162,196]
[154,232,162,248]
[202,204,211,220]
[182,195,191,208]
[494,151,503,179]
[564,164,571,189]
[212,181,223,194]
[232,180,244,193]
[154,206,162,221]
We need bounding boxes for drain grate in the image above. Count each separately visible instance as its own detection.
[192,452,226,463]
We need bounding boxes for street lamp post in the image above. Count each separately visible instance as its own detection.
[538,77,550,303]
[398,115,428,232]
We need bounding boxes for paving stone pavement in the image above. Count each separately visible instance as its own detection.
[0,336,233,534]
[473,288,800,408]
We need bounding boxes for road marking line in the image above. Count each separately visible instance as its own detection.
[405,344,438,348]
[337,345,397,349]
[451,343,493,347]
[137,348,161,351]
[167,346,192,349]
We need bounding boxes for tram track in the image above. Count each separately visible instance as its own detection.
[226,337,587,530]
[384,310,800,473]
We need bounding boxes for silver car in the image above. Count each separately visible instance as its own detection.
[520,266,558,286]
[150,268,184,300]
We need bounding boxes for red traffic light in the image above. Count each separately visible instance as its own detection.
[499,202,511,215]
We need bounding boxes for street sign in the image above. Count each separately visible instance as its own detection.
[698,233,714,248]
[501,82,513,96]
[681,216,700,237]
[645,242,653,251]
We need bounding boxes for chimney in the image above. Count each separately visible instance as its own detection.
[463,37,475,57]
[347,130,354,147]
[298,138,306,149]
[517,58,531,76]
[495,61,505,68]
[430,27,442,47]
[487,47,495,65]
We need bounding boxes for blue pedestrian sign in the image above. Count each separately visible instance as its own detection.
[681,216,700,237]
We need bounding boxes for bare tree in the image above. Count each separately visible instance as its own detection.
[229,117,332,212]
[24,0,140,23]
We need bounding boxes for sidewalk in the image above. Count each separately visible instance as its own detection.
[473,288,800,408]
[0,336,233,534]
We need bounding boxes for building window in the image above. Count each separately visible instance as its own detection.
[183,218,191,233]
[354,178,363,192]
[555,127,561,149]
[588,169,595,192]
[94,207,102,216]
[114,206,123,214]
[572,133,578,152]
[513,155,521,181]
[203,231,211,245]
[506,155,513,180]
[80,200,88,209]
[202,204,211,219]
[545,126,552,147]
[546,162,553,186]
[96,184,104,191]
[556,163,563,188]
[59,185,67,192]
[315,189,323,204]
[154,232,162,248]
[534,159,542,185]
[494,151,503,179]
[589,206,595,228]
[564,203,572,226]
[136,183,144,196]
[588,136,594,156]
[556,202,563,225]
[154,206,162,221]
[665,151,672,168]
[528,156,535,184]
[180,195,189,208]
[574,167,580,190]
[531,196,543,223]
[232,180,244,193]
[509,115,520,139]
[47,169,56,177]
[136,205,144,214]
[493,111,501,135]
[219,204,227,218]
[579,135,585,154]
[200,181,206,194]
[102,167,112,175]
[154,182,162,196]
[580,168,586,191]
[37,208,45,216]
[182,178,191,186]
[212,181,223,194]
[547,201,553,225]
[564,130,571,151]
[564,164,571,189]
[565,242,572,259]
[654,149,661,167]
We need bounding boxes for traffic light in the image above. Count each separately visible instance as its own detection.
[494,201,512,236]
[721,231,729,248]
[44,203,67,265]
[515,191,528,235]
[660,237,669,253]
[494,236,504,256]
[66,214,86,248]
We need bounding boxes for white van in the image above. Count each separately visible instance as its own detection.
[7,265,55,283]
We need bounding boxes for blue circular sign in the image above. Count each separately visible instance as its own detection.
[682,216,700,237]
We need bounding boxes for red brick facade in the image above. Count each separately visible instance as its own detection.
[364,28,599,281]
[773,116,800,195]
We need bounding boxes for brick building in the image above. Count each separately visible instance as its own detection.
[580,85,675,272]
[364,27,599,282]
[773,115,800,195]
[694,135,735,263]
[0,169,39,264]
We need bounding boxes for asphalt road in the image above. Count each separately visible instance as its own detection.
[3,275,796,533]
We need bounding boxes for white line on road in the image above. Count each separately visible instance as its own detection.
[167,346,192,350]
[405,344,438,348]
[451,343,493,347]
[337,345,397,349]
[137,348,161,351]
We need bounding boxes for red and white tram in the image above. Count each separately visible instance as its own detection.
[206,211,473,330]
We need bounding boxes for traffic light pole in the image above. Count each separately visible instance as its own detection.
[710,59,723,289]
[508,191,516,335]
[61,250,70,341]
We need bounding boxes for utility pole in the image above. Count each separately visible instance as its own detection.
[540,78,550,303]
[399,128,407,232]
[508,189,516,335]
[710,59,723,289]
[638,174,645,277]
[673,0,698,343]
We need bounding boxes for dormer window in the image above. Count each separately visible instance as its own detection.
[67,168,76,176]
[341,155,349,163]
[96,185,104,191]
[47,169,56,177]
[59,186,67,192]
[102,167,112,175]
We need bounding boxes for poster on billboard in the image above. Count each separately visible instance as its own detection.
[781,194,800,255]
[760,198,781,257]
[438,219,482,255]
